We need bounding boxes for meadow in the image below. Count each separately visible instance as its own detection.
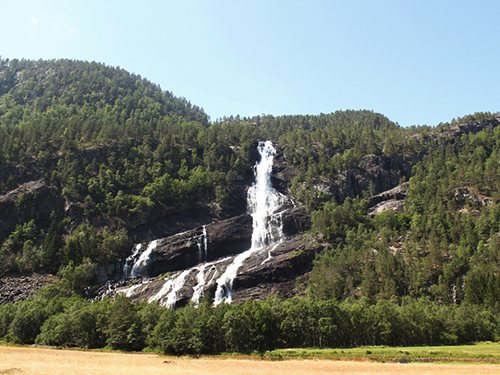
[1,344,500,375]
[265,342,500,363]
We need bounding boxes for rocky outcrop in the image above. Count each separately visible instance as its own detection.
[0,274,56,304]
[147,214,254,277]
[95,235,323,307]
[271,148,295,195]
[111,205,312,281]
[0,164,41,192]
[282,206,311,235]
[368,199,405,218]
[335,155,412,202]
[441,117,499,140]
[367,183,409,218]
[0,180,65,234]
[454,187,493,207]
[409,117,499,145]
[230,236,321,303]
[368,183,409,208]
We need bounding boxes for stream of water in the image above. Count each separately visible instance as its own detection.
[119,140,286,307]
[213,140,286,305]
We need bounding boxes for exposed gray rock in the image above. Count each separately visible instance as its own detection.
[454,187,492,207]
[0,180,65,234]
[102,235,323,308]
[231,236,321,303]
[338,155,411,201]
[272,149,295,195]
[112,204,312,281]
[367,183,408,218]
[148,214,254,277]
[282,205,311,235]
[368,199,405,218]
[0,274,56,304]
[368,183,409,208]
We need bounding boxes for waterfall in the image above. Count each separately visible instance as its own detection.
[165,269,191,308]
[197,225,208,264]
[191,262,221,304]
[148,269,192,307]
[123,243,142,278]
[191,264,208,304]
[214,140,285,305]
[116,140,287,308]
[127,239,158,278]
[203,225,208,262]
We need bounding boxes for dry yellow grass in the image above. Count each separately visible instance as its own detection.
[1,346,499,375]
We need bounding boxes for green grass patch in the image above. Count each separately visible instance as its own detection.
[264,342,500,363]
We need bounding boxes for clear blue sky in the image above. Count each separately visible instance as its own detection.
[1,0,498,127]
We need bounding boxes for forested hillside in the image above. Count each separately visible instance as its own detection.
[1,58,500,353]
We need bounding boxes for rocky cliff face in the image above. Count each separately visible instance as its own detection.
[272,145,415,204]
[334,154,412,202]
[367,183,409,217]
[135,214,254,279]
[98,204,311,282]
[94,235,322,307]
[0,180,65,234]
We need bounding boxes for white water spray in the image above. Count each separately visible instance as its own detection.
[191,264,208,304]
[197,226,208,264]
[214,141,286,305]
[123,243,142,278]
[129,240,158,277]
[203,225,208,261]
[190,259,226,305]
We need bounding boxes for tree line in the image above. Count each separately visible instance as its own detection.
[0,266,498,353]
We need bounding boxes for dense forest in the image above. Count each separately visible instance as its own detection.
[1,58,500,352]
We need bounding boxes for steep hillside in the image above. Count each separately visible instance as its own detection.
[0,57,500,310]
[0,58,253,278]
[0,58,413,281]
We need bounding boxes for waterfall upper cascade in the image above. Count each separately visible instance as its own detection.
[116,140,290,307]
[214,140,287,305]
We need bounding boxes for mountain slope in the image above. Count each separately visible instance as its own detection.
[1,58,500,311]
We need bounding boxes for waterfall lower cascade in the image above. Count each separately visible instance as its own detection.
[214,140,287,305]
[117,140,287,307]
[123,240,158,278]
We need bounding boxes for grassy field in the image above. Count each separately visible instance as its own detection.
[1,344,500,375]
[264,342,500,363]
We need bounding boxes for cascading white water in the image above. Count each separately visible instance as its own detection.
[214,140,286,305]
[129,239,158,277]
[165,269,191,308]
[190,258,226,304]
[197,225,208,264]
[203,225,208,261]
[118,141,287,307]
[191,264,208,304]
[123,243,142,278]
